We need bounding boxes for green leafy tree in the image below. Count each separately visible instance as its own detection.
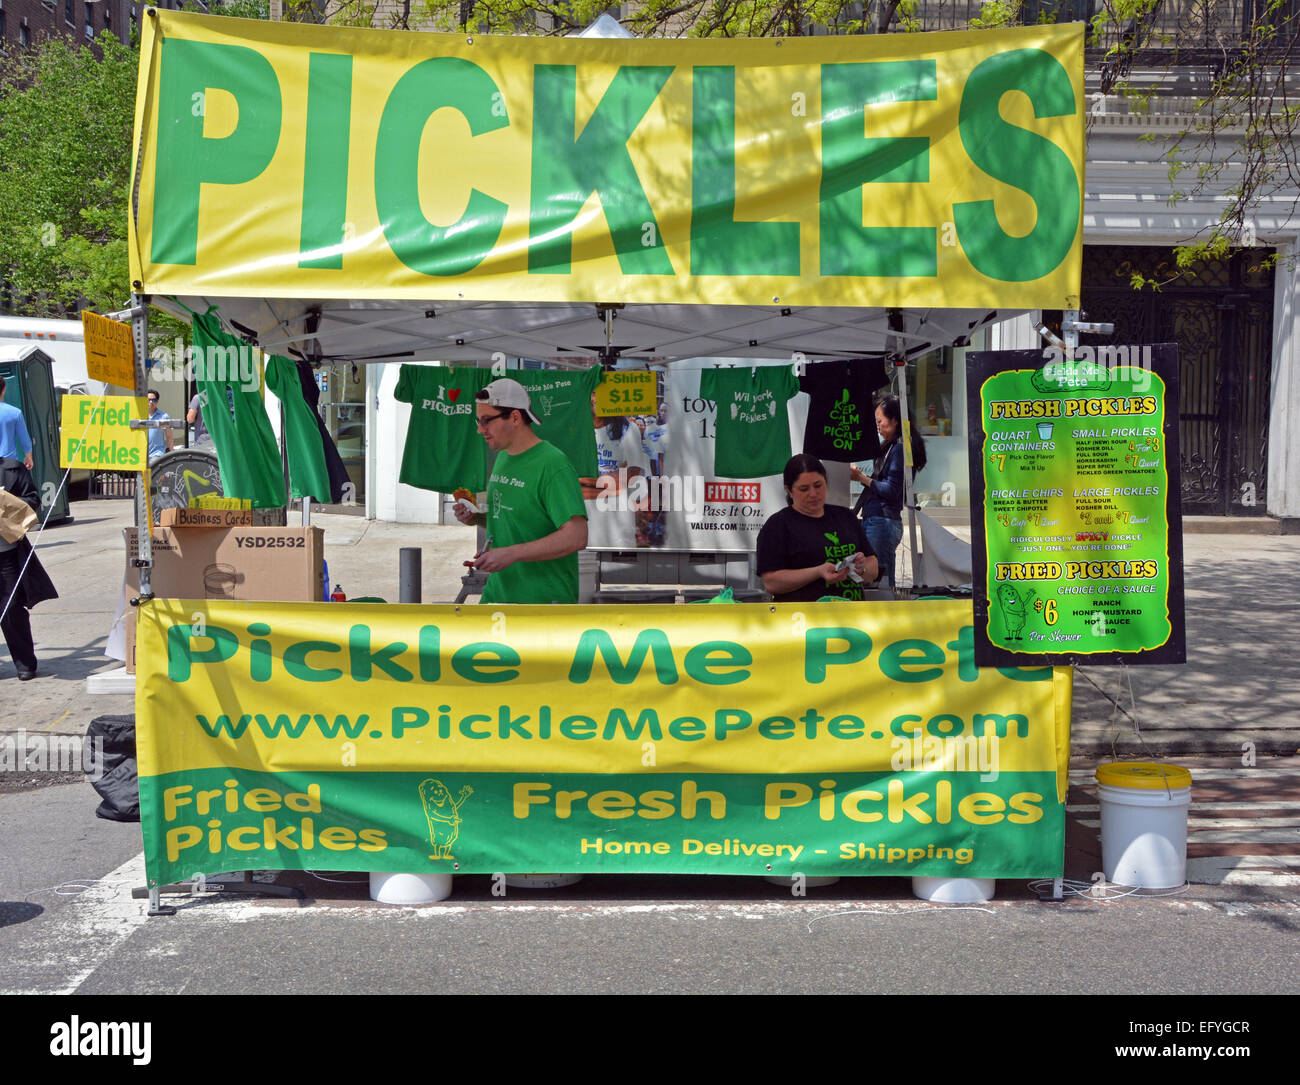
[0,33,137,318]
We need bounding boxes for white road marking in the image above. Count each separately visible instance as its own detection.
[1,852,151,995]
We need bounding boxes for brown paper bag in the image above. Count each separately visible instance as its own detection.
[0,486,38,543]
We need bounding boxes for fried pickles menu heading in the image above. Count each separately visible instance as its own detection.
[967,346,1185,666]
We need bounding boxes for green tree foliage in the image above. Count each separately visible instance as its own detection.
[0,34,137,317]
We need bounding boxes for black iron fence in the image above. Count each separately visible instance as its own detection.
[89,472,137,500]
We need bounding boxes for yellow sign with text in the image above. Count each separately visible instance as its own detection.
[59,396,147,472]
[131,12,1085,310]
[137,598,1071,793]
[596,372,657,416]
[135,599,1073,883]
[81,311,136,389]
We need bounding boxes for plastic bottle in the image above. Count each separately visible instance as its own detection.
[331,585,346,602]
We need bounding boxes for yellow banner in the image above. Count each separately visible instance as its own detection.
[137,598,1071,798]
[59,395,147,472]
[131,13,1084,310]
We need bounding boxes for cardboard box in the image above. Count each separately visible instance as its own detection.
[158,506,255,528]
[123,525,324,672]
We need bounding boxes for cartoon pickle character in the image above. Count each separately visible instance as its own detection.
[996,584,1037,641]
[418,778,474,860]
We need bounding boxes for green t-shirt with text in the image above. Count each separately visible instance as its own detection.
[512,367,601,477]
[394,366,490,494]
[482,439,587,604]
[700,365,798,478]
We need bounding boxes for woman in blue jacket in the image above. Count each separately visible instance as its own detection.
[850,396,927,588]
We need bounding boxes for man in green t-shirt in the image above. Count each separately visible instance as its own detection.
[454,379,588,604]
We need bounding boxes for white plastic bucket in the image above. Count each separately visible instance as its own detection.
[1097,764,1191,888]
[912,877,996,903]
[369,872,454,904]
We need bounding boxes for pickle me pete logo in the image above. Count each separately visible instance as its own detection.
[149,339,260,392]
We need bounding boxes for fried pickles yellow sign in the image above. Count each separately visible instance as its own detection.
[130,12,1084,309]
[136,600,1072,885]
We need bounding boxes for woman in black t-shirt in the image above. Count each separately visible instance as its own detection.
[756,454,878,602]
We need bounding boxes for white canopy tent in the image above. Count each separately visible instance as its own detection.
[149,295,1008,368]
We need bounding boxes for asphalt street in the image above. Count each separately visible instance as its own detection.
[0,499,1296,1002]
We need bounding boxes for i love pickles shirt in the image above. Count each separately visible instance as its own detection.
[394,366,491,493]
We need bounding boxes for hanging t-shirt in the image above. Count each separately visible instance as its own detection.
[511,367,601,477]
[265,354,333,502]
[799,358,889,461]
[699,365,799,479]
[585,421,651,550]
[394,366,490,494]
[755,503,877,602]
[191,312,286,509]
[482,439,587,605]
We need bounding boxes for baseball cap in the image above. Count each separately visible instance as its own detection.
[477,378,540,424]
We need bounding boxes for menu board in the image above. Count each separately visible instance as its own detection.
[967,345,1185,666]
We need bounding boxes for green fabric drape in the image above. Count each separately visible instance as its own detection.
[265,354,332,502]
[191,312,286,508]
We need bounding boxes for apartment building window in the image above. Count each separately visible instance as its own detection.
[20,20,29,47]
[85,0,94,38]
[0,2,6,39]
[66,0,74,27]
[104,0,111,29]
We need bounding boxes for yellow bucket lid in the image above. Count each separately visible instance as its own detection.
[1095,762,1192,790]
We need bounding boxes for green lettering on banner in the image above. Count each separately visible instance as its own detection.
[804,626,872,683]
[818,61,937,277]
[168,623,239,682]
[953,49,1079,282]
[283,640,342,682]
[528,65,675,276]
[568,629,679,685]
[690,67,799,276]
[151,40,283,266]
[878,638,946,683]
[299,52,354,270]
[682,640,752,685]
[375,58,509,277]
[451,642,521,684]
[348,626,412,682]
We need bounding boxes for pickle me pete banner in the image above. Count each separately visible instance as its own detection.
[136,600,1071,885]
[131,12,1084,310]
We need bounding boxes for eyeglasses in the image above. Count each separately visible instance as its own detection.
[475,411,510,429]
[147,397,158,404]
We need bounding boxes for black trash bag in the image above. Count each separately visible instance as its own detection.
[85,714,139,822]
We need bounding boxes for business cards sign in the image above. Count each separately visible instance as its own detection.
[967,346,1185,666]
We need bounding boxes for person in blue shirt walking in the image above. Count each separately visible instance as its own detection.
[851,395,927,588]
[146,389,174,461]
[0,376,34,470]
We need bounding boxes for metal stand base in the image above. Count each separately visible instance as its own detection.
[133,871,305,915]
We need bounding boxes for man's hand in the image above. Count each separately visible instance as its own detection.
[473,545,516,574]
[454,503,484,527]
[23,452,33,470]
